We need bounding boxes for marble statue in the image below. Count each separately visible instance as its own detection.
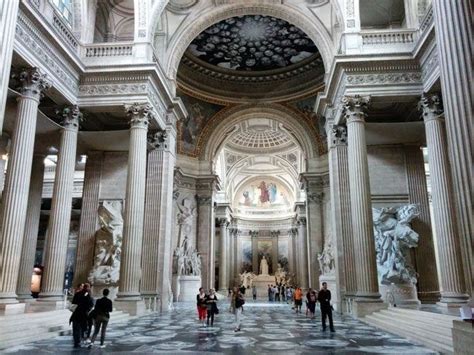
[260,255,269,275]
[372,204,420,285]
[176,197,196,248]
[173,236,202,277]
[239,271,257,288]
[318,237,335,275]
[274,263,287,284]
[88,201,123,285]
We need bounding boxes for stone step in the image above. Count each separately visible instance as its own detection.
[369,311,453,343]
[378,309,456,327]
[364,313,454,354]
[387,307,459,321]
[0,310,131,350]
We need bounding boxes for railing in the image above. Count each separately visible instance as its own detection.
[361,30,417,45]
[52,12,78,50]
[84,44,134,58]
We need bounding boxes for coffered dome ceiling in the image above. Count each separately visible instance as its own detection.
[178,15,325,103]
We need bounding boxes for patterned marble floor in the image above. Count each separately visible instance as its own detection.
[2,301,438,354]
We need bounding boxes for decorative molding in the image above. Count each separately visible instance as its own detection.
[421,47,439,83]
[11,67,51,100]
[125,103,153,128]
[148,130,168,150]
[419,94,443,123]
[346,72,422,86]
[342,95,370,124]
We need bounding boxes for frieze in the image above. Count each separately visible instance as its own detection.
[421,47,439,83]
[78,83,148,96]
[15,9,79,97]
[346,72,422,86]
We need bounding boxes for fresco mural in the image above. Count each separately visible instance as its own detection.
[177,91,225,155]
[187,15,319,71]
[278,238,289,272]
[237,179,291,209]
[258,240,273,275]
[241,239,253,272]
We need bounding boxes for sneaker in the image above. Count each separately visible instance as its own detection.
[330,328,335,333]
[100,344,106,348]
[234,328,240,332]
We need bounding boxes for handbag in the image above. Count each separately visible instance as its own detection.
[69,304,78,313]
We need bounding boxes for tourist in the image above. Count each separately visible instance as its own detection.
[307,289,317,319]
[83,283,94,342]
[318,282,335,332]
[239,284,246,295]
[294,287,303,313]
[286,286,293,304]
[69,283,93,348]
[231,287,245,332]
[196,287,207,326]
[267,284,271,302]
[275,284,280,302]
[252,285,257,300]
[88,288,113,348]
[205,288,218,327]
[282,285,286,302]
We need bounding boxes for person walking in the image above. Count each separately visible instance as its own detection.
[83,283,94,342]
[205,288,218,327]
[318,282,335,332]
[88,288,113,348]
[286,287,293,304]
[252,285,257,300]
[294,287,303,314]
[307,290,317,319]
[267,285,271,302]
[231,287,245,332]
[196,287,208,326]
[69,283,93,348]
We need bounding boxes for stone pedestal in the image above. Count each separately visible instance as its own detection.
[177,275,201,302]
[115,299,146,316]
[452,319,474,355]
[320,274,340,312]
[0,303,26,315]
[172,275,180,302]
[352,300,387,318]
[252,274,275,299]
[379,283,420,307]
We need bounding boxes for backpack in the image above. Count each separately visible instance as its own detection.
[235,296,245,309]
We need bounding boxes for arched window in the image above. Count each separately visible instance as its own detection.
[50,0,73,25]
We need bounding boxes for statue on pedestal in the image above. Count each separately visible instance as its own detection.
[373,204,420,285]
[274,263,287,284]
[260,255,269,275]
[173,236,202,277]
[239,271,257,289]
[88,201,123,285]
[318,237,335,275]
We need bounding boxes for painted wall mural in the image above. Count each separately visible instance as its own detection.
[187,15,319,71]
[278,238,289,272]
[237,179,291,209]
[241,239,252,273]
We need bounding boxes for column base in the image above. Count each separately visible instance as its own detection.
[418,291,441,304]
[0,303,26,315]
[438,292,469,307]
[115,299,146,316]
[29,299,68,312]
[352,299,387,318]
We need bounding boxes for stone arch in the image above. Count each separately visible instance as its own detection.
[162,3,335,80]
[199,103,322,165]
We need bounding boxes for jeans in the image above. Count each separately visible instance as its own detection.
[234,307,242,329]
[321,306,334,330]
[72,321,84,346]
[91,318,109,345]
[207,310,215,326]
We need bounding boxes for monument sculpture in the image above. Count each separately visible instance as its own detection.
[260,255,269,275]
[372,204,421,305]
[239,271,257,289]
[87,201,123,298]
[274,263,287,285]
[318,238,335,275]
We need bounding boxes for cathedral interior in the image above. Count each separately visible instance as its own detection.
[0,0,472,354]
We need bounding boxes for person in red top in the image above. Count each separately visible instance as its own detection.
[294,287,303,314]
[196,287,207,326]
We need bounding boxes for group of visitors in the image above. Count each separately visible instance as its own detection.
[267,283,289,302]
[197,286,245,332]
[295,282,334,332]
[69,283,113,348]
[196,287,219,327]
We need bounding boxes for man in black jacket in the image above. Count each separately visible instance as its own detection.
[317,282,335,332]
[70,284,93,348]
[89,288,113,348]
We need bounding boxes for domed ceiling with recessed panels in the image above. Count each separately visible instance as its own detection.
[178,15,325,103]
[188,15,318,71]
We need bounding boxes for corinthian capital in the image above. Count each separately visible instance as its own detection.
[58,105,82,131]
[419,94,443,123]
[125,103,154,128]
[12,68,51,101]
[147,129,168,150]
[329,124,347,147]
[342,95,370,124]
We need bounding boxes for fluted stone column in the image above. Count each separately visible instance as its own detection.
[420,95,468,304]
[0,135,10,196]
[344,95,384,317]
[16,154,45,300]
[141,125,176,312]
[40,106,80,303]
[327,123,356,303]
[305,190,324,289]
[251,231,258,273]
[73,152,103,286]
[297,218,309,289]
[271,231,279,275]
[288,229,297,279]
[404,145,440,303]
[0,1,20,131]
[218,219,228,292]
[196,193,215,290]
[432,0,473,297]
[116,103,151,315]
[0,69,50,310]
